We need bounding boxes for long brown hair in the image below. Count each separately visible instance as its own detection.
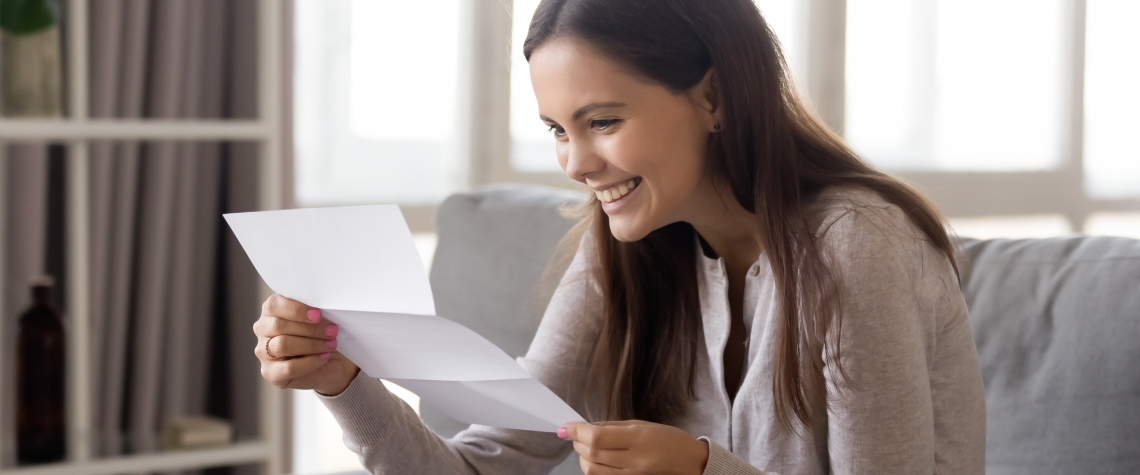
[524,0,957,430]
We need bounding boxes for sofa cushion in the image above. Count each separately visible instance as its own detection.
[960,236,1140,475]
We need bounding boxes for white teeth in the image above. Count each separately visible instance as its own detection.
[596,179,640,203]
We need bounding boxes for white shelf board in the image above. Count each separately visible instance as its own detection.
[0,441,270,475]
[0,119,270,140]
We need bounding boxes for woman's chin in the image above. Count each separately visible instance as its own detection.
[608,220,651,242]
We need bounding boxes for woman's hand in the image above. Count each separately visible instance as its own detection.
[253,294,360,396]
[559,420,709,475]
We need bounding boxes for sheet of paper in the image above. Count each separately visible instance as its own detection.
[224,205,585,432]
[327,310,529,381]
[390,378,586,433]
[224,205,435,315]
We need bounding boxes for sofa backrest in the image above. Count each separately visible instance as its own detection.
[960,237,1140,474]
[423,186,583,440]
[427,186,1140,474]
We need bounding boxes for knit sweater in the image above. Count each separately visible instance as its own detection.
[319,187,987,474]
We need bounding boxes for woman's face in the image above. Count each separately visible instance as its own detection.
[529,37,722,242]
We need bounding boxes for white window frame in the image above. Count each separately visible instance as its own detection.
[882,0,1140,230]
[458,0,1138,234]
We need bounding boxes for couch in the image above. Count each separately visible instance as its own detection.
[415,185,1139,475]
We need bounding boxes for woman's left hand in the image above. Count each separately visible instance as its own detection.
[559,420,709,474]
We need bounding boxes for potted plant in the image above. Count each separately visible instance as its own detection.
[0,0,63,117]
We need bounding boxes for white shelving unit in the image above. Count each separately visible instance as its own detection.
[0,0,288,473]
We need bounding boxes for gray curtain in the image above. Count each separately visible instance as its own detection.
[2,0,271,471]
[85,0,263,461]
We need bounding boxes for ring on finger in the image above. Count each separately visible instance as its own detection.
[266,335,278,360]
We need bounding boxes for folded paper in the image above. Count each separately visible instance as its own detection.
[224,205,585,432]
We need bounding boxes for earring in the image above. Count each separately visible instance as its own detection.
[713,122,722,132]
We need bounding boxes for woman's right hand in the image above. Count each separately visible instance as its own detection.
[253,294,360,396]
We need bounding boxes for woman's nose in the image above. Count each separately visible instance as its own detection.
[560,140,605,183]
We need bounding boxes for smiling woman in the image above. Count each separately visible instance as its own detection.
[265,1,986,474]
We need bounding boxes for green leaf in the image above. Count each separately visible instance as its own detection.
[0,0,59,35]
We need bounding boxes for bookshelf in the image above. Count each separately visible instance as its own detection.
[0,0,289,473]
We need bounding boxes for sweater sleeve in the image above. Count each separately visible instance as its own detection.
[814,203,985,475]
[699,437,768,475]
[318,233,605,475]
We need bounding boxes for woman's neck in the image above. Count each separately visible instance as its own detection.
[684,184,764,269]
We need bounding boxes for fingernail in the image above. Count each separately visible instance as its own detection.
[556,427,568,439]
[326,338,338,349]
[307,308,321,323]
[320,352,330,361]
[325,324,338,337]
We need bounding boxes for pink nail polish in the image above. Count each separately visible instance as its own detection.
[320,352,331,361]
[307,308,321,322]
[556,427,568,439]
[325,324,338,337]
[326,339,338,349]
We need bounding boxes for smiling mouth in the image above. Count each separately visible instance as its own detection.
[595,177,642,204]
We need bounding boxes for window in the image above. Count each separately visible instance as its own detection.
[294,0,462,206]
[1083,0,1140,199]
[949,215,1073,240]
[753,0,807,81]
[508,0,556,172]
[1085,213,1140,239]
[843,0,1139,236]
[292,1,450,471]
[846,0,1067,171]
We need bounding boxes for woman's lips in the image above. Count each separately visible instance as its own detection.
[595,177,641,203]
[598,177,642,213]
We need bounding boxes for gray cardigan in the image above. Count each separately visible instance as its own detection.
[319,187,986,474]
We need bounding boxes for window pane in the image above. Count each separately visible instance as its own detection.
[509,0,558,172]
[295,0,461,206]
[753,0,807,82]
[1083,0,1140,199]
[846,0,1067,171]
[1085,213,1140,239]
[508,0,805,172]
[949,215,1072,240]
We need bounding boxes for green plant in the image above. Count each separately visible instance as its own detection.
[0,0,59,35]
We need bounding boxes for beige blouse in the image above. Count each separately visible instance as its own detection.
[319,187,986,474]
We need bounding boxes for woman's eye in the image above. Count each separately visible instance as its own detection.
[547,125,566,138]
[591,119,621,130]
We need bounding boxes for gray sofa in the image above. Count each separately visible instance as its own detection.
[418,185,1139,475]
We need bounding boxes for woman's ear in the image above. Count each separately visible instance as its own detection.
[690,68,724,132]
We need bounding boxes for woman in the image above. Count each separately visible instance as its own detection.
[251,0,986,473]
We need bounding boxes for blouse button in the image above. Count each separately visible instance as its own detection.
[749,266,761,277]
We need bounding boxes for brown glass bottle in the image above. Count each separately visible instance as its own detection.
[16,276,66,464]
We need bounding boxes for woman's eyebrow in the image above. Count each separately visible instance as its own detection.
[540,102,628,124]
[572,102,627,121]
